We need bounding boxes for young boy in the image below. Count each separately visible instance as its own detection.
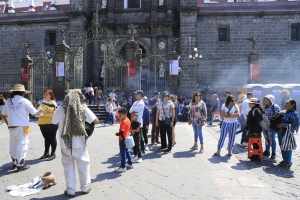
[131,111,142,163]
[115,107,133,173]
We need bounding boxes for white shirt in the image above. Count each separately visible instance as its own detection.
[241,98,251,119]
[221,103,238,123]
[2,95,37,126]
[106,102,113,113]
[87,87,94,96]
[52,105,97,149]
[129,99,145,127]
[109,93,117,99]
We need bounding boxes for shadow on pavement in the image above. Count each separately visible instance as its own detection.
[208,155,230,164]
[92,171,122,183]
[231,160,262,171]
[101,154,122,169]
[31,193,76,200]
[263,166,295,178]
[173,151,197,158]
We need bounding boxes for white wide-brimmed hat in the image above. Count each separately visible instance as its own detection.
[9,84,31,94]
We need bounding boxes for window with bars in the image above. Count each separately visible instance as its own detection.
[45,30,56,46]
[291,24,300,41]
[218,25,230,42]
[124,0,141,9]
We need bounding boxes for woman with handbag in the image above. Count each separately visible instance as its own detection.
[188,92,207,153]
[276,100,299,167]
[156,91,175,154]
[214,95,239,156]
[36,89,58,161]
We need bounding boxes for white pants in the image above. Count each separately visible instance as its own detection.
[9,127,29,165]
[61,148,91,194]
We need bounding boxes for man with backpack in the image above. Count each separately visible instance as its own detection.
[263,94,280,159]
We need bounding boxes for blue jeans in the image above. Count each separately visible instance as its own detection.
[104,112,114,124]
[178,104,184,114]
[192,123,204,144]
[263,130,277,153]
[277,130,292,164]
[119,140,132,168]
[236,115,245,134]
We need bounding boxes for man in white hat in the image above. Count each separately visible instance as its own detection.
[1,84,40,171]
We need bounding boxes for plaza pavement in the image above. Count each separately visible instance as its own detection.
[0,120,299,200]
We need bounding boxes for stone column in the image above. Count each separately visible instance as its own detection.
[248,52,259,84]
[124,40,140,96]
[54,43,71,101]
[21,56,32,100]
[92,41,100,83]
[169,52,179,91]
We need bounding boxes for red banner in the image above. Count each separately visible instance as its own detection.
[21,67,30,82]
[126,62,136,77]
[250,63,260,79]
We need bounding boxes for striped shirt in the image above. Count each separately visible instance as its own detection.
[282,108,300,133]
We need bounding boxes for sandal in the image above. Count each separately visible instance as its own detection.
[190,146,198,150]
[228,151,232,156]
[199,148,204,153]
[213,152,220,156]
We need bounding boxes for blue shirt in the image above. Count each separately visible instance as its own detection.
[142,106,150,126]
[264,104,280,121]
[282,108,300,133]
[148,98,159,116]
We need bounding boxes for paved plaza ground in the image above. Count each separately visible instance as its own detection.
[0,120,300,200]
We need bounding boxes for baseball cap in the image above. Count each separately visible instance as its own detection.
[154,91,160,95]
[134,90,144,96]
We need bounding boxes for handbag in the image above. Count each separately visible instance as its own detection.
[85,122,95,137]
[162,102,172,125]
[269,113,283,130]
[220,105,234,128]
[121,133,135,149]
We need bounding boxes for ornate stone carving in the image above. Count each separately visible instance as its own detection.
[22,42,31,56]
[159,62,165,78]
[246,36,256,53]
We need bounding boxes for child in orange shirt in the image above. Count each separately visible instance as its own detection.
[115,107,133,173]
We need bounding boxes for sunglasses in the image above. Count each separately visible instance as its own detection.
[164,95,169,97]
[195,94,202,97]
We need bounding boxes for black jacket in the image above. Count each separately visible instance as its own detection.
[246,108,262,138]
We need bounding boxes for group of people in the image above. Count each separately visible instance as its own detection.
[1,84,99,196]
[212,90,299,167]
[83,83,105,108]
[1,83,299,197]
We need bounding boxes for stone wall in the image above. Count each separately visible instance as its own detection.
[0,11,69,62]
[197,2,300,59]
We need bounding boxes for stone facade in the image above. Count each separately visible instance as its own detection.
[0,0,299,96]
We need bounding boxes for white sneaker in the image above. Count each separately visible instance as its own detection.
[132,156,138,161]
[240,142,248,147]
[178,113,182,115]
[115,167,126,173]
[126,164,134,169]
[135,158,142,163]
[145,145,149,151]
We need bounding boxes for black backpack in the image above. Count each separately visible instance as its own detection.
[85,122,95,137]
[269,106,282,130]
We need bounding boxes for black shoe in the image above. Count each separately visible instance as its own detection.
[158,147,167,152]
[155,141,161,144]
[208,123,212,125]
[40,153,50,160]
[263,150,270,157]
[270,152,276,159]
[12,163,17,170]
[164,149,171,154]
[47,153,56,161]
[17,164,30,171]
